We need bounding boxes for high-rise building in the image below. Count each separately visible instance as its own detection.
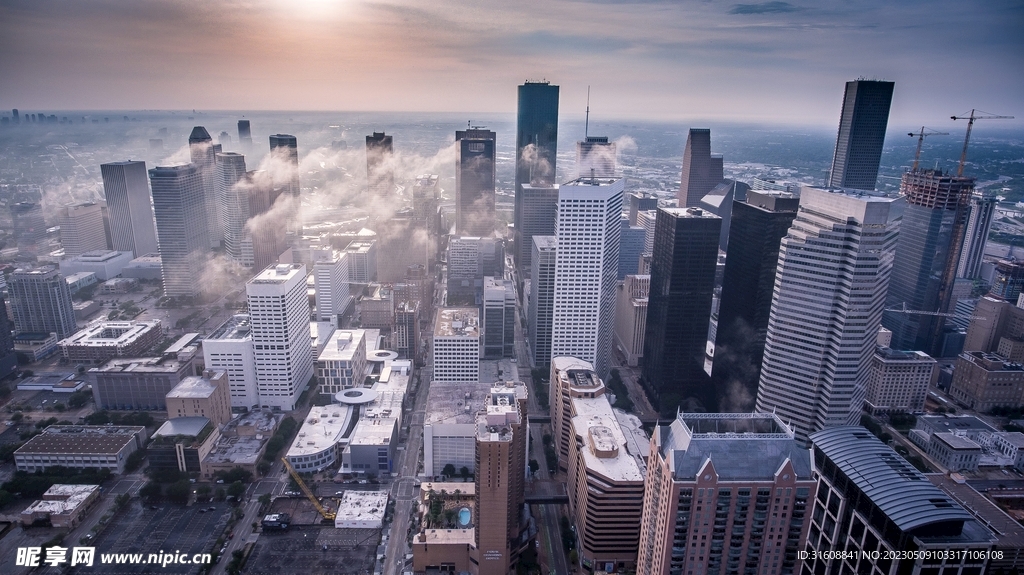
[413,174,441,235]
[550,356,602,469]
[710,190,799,412]
[377,212,429,283]
[990,260,1024,302]
[959,192,998,280]
[614,274,649,368]
[188,126,222,248]
[394,301,420,361]
[244,169,286,271]
[366,132,394,198]
[149,164,210,300]
[617,216,646,279]
[203,314,258,410]
[883,168,975,355]
[514,183,558,275]
[677,129,724,208]
[246,263,314,411]
[315,328,368,398]
[312,249,350,322]
[269,134,300,199]
[528,236,557,367]
[636,209,657,254]
[432,308,481,384]
[215,152,249,263]
[863,346,936,414]
[698,179,750,253]
[455,128,496,237]
[10,201,47,254]
[446,236,502,305]
[576,136,616,179]
[101,161,159,258]
[551,177,623,379]
[482,276,515,358]
[805,427,995,573]
[627,192,658,226]
[949,351,1024,412]
[514,81,559,270]
[641,207,721,415]
[0,295,16,379]
[828,79,895,190]
[343,239,377,283]
[237,120,252,149]
[755,186,903,443]
[636,413,814,575]
[9,267,77,340]
[57,202,107,257]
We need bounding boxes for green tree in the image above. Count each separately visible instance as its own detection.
[139,481,162,501]
[460,466,470,480]
[442,463,456,478]
[166,480,191,504]
[10,412,23,423]
[227,481,246,500]
[196,485,212,502]
[528,459,540,475]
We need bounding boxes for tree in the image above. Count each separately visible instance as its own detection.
[529,459,540,475]
[216,467,253,484]
[442,463,456,478]
[10,412,23,423]
[460,466,470,480]
[227,481,246,500]
[196,485,212,502]
[215,487,227,502]
[139,481,162,501]
[258,493,271,506]
[67,391,90,409]
[166,480,192,505]
[53,402,66,412]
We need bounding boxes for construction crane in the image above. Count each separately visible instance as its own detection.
[884,302,985,321]
[281,457,336,521]
[908,127,948,171]
[951,109,1014,176]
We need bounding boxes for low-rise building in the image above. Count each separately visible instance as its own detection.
[285,405,356,473]
[59,320,163,365]
[915,414,998,441]
[20,484,101,528]
[73,300,102,321]
[993,432,1024,471]
[165,369,232,426]
[202,410,278,479]
[358,283,393,329]
[926,432,983,472]
[15,372,85,393]
[864,346,937,414]
[148,417,219,474]
[121,253,162,281]
[58,249,134,281]
[334,491,389,529]
[90,355,196,411]
[340,360,410,477]
[949,351,1024,412]
[14,332,59,362]
[99,277,139,294]
[316,329,368,399]
[64,271,98,293]
[929,473,1024,569]
[14,425,147,474]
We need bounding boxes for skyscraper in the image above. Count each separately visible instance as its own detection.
[269,134,300,198]
[576,136,616,179]
[216,152,249,263]
[246,263,314,411]
[101,160,159,257]
[641,207,721,415]
[514,81,559,270]
[0,295,16,379]
[10,201,46,254]
[366,132,394,198]
[237,119,252,149]
[529,236,557,367]
[313,249,350,322]
[244,169,286,270]
[627,192,658,226]
[617,216,646,279]
[710,190,799,412]
[883,168,974,355]
[455,128,496,237]
[755,186,903,443]
[482,276,515,358]
[8,266,77,339]
[958,191,998,279]
[551,177,623,379]
[677,128,724,207]
[149,164,210,300]
[57,202,108,257]
[828,79,895,190]
[514,183,558,275]
[188,126,222,248]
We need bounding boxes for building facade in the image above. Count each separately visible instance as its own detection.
[455,128,496,237]
[101,160,160,258]
[828,79,895,190]
[514,183,559,275]
[9,266,77,340]
[203,314,259,410]
[57,202,108,257]
[614,274,649,367]
[678,128,724,208]
[432,308,481,384]
[149,164,210,300]
[948,351,1024,412]
[482,276,515,358]
[528,235,557,367]
[366,132,394,198]
[188,126,222,248]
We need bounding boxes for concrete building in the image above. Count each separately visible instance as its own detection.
[963,295,1024,356]
[149,164,210,299]
[358,283,394,330]
[864,347,937,414]
[678,128,724,208]
[949,351,1024,412]
[455,128,496,237]
[59,320,163,365]
[636,208,657,255]
[394,300,420,361]
[165,369,232,426]
[313,248,351,321]
[482,276,515,358]
[215,152,249,263]
[628,192,658,226]
[59,249,134,281]
[433,308,481,384]
[9,266,77,340]
[699,180,749,253]
[101,161,159,257]
[827,79,895,190]
[90,355,196,411]
[927,473,1024,570]
[335,491,389,529]
[148,417,219,474]
[10,201,46,253]
[285,404,355,472]
[915,414,998,442]
[423,381,493,478]
[269,134,300,199]
[14,425,147,474]
[188,126,222,248]
[65,272,98,294]
[201,410,278,479]
[446,236,503,305]
[925,432,982,472]
[618,216,646,280]
[514,183,559,276]
[121,253,162,280]
[203,314,258,410]
[993,432,1024,471]
[991,260,1024,303]
[0,295,15,379]
[316,329,368,398]
[340,361,410,477]
[551,177,623,379]
[20,484,101,529]
[514,82,559,272]
[805,427,995,573]
[247,264,314,411]
[614,274,649,367]
[550,356,605,470]
[343,239,377,283]
[755,186,904,443]
[13,332,60,362]
[57,202,108,257]
[528,236,556,366]
[635,413,814,575]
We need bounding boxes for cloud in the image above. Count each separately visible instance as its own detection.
[728,2,801,15]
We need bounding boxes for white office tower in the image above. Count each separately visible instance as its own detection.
[313,248,350,322]
[432,308,481,384]
[957,191,998,279]
[203,314,259,409]
[636,209,657,254]
[755,186,903,443]
[101,161,159,257]
[551,177,624,379]
[57,202,108,257]
[216,152,249,264]
[576,137,617,179]
[246,264,314,411]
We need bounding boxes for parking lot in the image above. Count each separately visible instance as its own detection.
[245,526,378,575]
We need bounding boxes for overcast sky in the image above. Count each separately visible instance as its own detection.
[1,0,1021,127]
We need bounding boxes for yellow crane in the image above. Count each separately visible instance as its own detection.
[908,127,948,171]
[951,110,1014,176]
[281,457,336,521]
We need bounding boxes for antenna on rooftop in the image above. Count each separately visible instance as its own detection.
[585,86,591,139]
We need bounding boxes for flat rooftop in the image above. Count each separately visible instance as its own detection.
[16,426,144,455]
[562,177,620,187]
[287,405,355,457]
[425,381,492,425]
[680,412,792,436]
[928,474,1024,550]
[205,434,267,465]
[91,356,190,374]
[249,263,304,284]
[571,405,645,483]
[23,484,99,516]
[154,417,211,438]
[919,415,998,434]
[933,433,982,451]
[418,529,475,545]
[74,250,129,262]
[167,375,218,399]
[335,490,388,522]
[434,308,480,338]
[996,432,1024,448]
[207,314,251,341]
[319,329,366,362]
[660,207,722,220]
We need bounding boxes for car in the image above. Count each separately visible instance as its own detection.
[150,505,159,510]
[199,509,206,513]
[216,479,225,484]
[208,506,216,511]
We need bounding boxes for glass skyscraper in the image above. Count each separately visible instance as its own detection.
[514,81,559,270]
[828,80,895,190]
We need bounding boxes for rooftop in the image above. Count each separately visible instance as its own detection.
[205,434,267,466]
[16,426,145,455]
[72,250,132,263]
[59,320,162,348]
[996,431,1024,448]
[434,308,480,338]
[875,347,937,362]
[334,490,388,523]
[249,263,304,285]
[287,405,355,458]
[318,329,366,362]
[154,417,211,439]
[207,314,251,341]
[928,474,1024,550]
[933,433,982,451]
[810,426,974,533]
[563,176,621,187]
[22,484,99,516]
[918,415,998,434]
[418,529,475,545]
[91,356,190,374]
[424,381,492,425]
[571,405,646,483]
[661,207,722,220]
[166,375,219,399]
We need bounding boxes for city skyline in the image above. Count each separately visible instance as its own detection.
[0,1,1021,127]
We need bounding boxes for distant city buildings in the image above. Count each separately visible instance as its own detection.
[269,134,300,198]
[455,128,496,237]
[10,201,46,254]
[958,190,998,279]
[828,79,895,190]
[101,160,159,258]
[678,128,723,208]
[149,164,210,300]
[188,126,222,248]
[366,131,394,198]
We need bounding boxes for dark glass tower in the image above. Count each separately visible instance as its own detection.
[455,128,496,237]
[514,82,559,270]
[828,80,895,190]
[269,134,300,197]
[641,207,721,416]
[678,129,724,207]
[882,169,974,355]
[710,191,799,411]
[366,132,394,199]
[189,127,222,248]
